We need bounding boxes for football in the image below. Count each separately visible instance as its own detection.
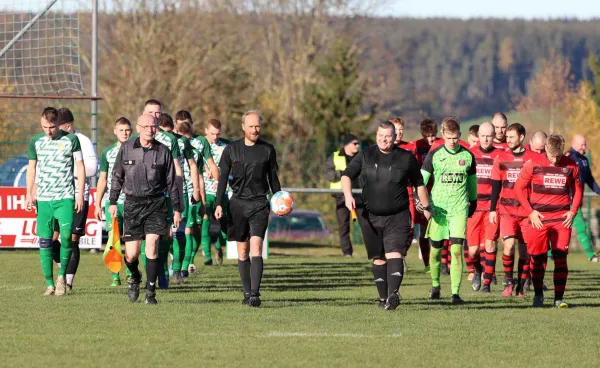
[270,191,295,216]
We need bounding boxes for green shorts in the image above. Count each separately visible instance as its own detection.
[186,203,202,227]
[205,193,228,218]
[426,214,467,242]
[36,199,74,239]
[105,202,124,234]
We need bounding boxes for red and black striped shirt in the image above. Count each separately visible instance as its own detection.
[491,148,539,217]
[515,154,582,222]
[471,145,501,212]
[397,140,417,221]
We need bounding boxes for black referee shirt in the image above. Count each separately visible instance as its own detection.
[343,145,423,216]
[109,137,182,212]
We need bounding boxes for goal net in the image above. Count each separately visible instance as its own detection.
[0,0,84,96]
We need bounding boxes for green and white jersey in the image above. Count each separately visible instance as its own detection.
[99,143,125,204]
[204,138,230,195]
[28,130,82,202]
[173,133,198,201]
[421,145,476,215]
[189,134,213,166]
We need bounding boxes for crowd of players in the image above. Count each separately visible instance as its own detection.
[358,113,594,308]
[24,101,598,308]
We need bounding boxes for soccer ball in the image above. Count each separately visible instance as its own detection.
[270,191,294,216]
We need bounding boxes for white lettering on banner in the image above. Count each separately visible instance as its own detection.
[476,166,492,178]
[8,195,27,210]
[506,170,520,182]
[543,175,566,188]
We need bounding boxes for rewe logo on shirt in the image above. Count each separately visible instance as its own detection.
[543,175,567,188]
[506,169,521,182]
[476,165,492,178]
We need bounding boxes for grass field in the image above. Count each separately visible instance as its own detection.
[1,244,599,368]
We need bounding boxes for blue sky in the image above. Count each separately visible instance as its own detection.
[378,0,600,19]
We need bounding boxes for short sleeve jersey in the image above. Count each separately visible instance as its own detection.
[204,138,230,195]
[421,145,476,215]
[28,130,81,201]
[471,145,501,211]
[100,143,125,204]
[491,148,539,217]
[190,135,214,165]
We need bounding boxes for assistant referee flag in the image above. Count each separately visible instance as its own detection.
[103,216,122,273]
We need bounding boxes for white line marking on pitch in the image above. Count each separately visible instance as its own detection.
[264,332,402,338]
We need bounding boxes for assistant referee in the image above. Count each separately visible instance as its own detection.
[215,110,281,308]
[342,121,432,310]
[110,113,183,305]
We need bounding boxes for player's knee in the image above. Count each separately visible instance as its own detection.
[372,258,387,265]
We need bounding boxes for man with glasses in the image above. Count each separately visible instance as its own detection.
[110,113,182,304]
[325,133,364,257]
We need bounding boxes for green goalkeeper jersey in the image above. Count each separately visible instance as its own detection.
[421,144,477,215]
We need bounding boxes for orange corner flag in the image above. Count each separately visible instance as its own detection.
[103,216,122,273]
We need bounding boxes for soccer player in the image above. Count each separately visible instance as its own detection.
[411,118,438,273]
[50,108,98,291]
[94,117,133,286]
[390,117,418,270]
[158,113,201,283]
[489,123,538,296]
[174,110,219,268]
[514,134,582,307]
[110,114,182,304]
[565,135,600,262]
[491,112,509,150]
[528,131,547,154]
[202,118,231,265]
[466,122,501,291]
[421,116,477,303]
[26,107,85,296]
[468,125,479,148]
[215,110,281,307]
[342,121,431,310]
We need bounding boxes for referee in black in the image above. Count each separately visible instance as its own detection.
[109,113,183,305]
[215,110,281,308]
[342,121,432,310]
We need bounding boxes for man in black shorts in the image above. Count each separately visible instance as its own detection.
[342,121,432,310]
[109,113,182,304]
[215,110,281,307]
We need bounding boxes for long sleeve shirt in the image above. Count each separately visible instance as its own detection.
[565,148,600,194]
[109,137,181,212]
[216,139,281,206]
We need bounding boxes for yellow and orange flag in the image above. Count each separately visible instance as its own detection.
[103,217,122,273]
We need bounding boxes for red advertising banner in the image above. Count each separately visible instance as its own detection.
[0,187,102,249]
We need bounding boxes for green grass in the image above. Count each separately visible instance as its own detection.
[1,245,599,368]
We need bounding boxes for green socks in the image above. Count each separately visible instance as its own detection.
[450,243,464,295]
[158,239,172,276]
[141,240,147,267]
[430,246,442,288]
[182,233,193,271]
[40,239,55,287]
[172,235,186,271]
[201,219,212,262]
[190,229,201,265]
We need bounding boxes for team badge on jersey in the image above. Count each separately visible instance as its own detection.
[57,143,65,151]
[562,167,569,173]
[459,159,465,166]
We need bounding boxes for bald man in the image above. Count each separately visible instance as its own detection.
[491,113,508,150]
[466,122,502,292]
[109,114,182,304]
[565,135,600,262]
[528,131,547,154]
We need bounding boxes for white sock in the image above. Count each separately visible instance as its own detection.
[66,274,74,285]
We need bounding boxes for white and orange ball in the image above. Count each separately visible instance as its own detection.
[270,191,294,216]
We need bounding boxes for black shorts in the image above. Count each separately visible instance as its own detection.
[52,199,89,236]
[358,209,412,259]
[72,199,89,236]
[227,197,270,242]
[123,195,169,241]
